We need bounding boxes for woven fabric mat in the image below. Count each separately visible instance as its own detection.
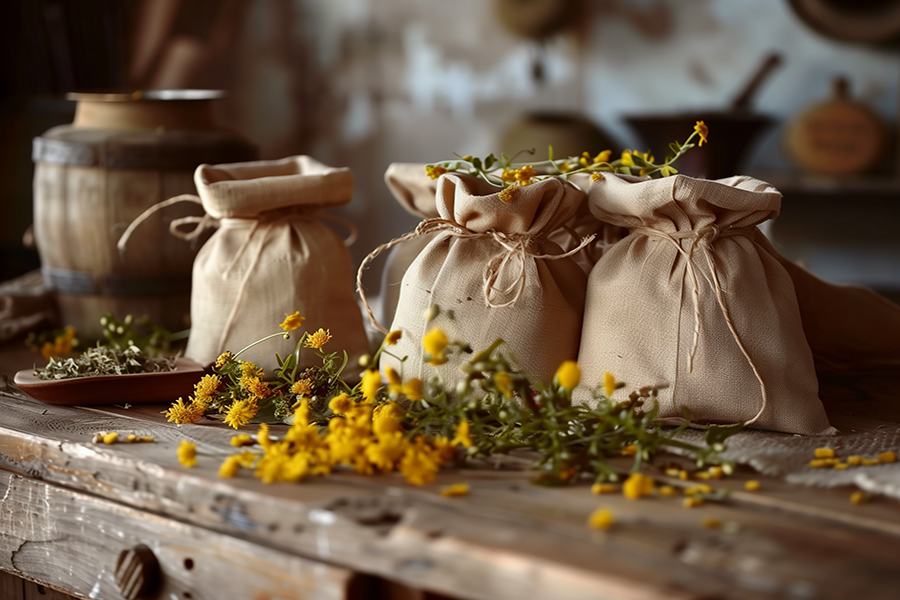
[674,369,900,498]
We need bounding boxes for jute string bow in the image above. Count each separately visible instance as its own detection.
[632,224,766,427]
[357,217,595,334]
[117,194,358,353]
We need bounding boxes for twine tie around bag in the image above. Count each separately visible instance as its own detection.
[632,224,767,426]
[357,217,595,333]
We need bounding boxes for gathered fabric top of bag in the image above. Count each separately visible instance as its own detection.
[437,172,584,236]
[195,155,354,219]
[384,163,440,219]
[589,174,782,231]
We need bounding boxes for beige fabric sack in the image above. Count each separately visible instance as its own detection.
[378,163,440,328]
[183,156,369,374]
[753,230,900,372]
[579,174,833,435]
[381,173,589,387]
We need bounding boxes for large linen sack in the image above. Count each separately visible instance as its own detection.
[753,230,900,372]
[184,156,369,374]
[382,173,588,386]
[378,163,440,328]
[579,174,833,435]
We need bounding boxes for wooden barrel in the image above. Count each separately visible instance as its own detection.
[33,90,256,337]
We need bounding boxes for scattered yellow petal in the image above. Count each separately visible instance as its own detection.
[708,466,724,479]
[423,328,449,365]
[602,372,616,397]
[683,497,705,508]
[218,456,241,478]
[658,485,678,498]
[230,433,255,447]
[847,456,862,466]
[125,434,136,443]
[861,458,880,466]
[694,471,711,480]
[621,444,637,457]
[587,507,615,531]
[814,448,836,459]
[850,490,870,505]
[665,468,680,477]
[177,440,197,468]
[440,483,470,498]
[701,517,721,529]
[385,330,402,346]
[834,463,849,470]
[102,432,118,445]
[591,483,618,495]
[879,451,897,464]
[679,470,690,481]
[685,485,713,496]
[622,473,654,500]
[744,480,761,492]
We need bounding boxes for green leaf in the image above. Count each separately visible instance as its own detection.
[548,145,555,161]
[705,423,743,446]
[500,153,510,168]
[472,157,482,170]
[484,153,496,170]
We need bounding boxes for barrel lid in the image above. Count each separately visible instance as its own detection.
[66,90,225,102]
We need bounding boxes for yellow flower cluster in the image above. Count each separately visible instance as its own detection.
[41,326,77,360]
[215,393,471,486]
[425,165,448,180]
[304,328,332,349]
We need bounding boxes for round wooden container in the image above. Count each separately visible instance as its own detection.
[33,90,256,337]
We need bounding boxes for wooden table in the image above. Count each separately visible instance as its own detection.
[3,348,900,600]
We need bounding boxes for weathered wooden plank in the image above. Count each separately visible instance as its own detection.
[0,568,25,600]
[0,470,358,600]
[2,391,900,599]
[22,580,78,600]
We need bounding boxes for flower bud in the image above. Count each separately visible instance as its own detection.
[358,354,371,368]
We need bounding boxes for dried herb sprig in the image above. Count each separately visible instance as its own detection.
[35,345,175,380]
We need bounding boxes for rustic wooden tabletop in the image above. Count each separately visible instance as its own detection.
[2,347,900,600]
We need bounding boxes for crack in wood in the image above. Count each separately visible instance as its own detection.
[211,495,259,531]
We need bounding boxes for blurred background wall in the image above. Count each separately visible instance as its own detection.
[1,0,898,296]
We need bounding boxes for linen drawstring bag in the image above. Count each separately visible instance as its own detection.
[578,174,834,435]
[361,172,590,387]
[753,229,900,373]
[378,163,440,328]
[122,156,369,374]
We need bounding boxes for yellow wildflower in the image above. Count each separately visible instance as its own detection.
[361,369,382,402]
[230,433,255,447]
[593,150,612,164]
[588,507,615,531]
[498,186,517,204]
[215,351,233,369]
[559,161,571,173]
[440,483,470,498]
[694,120,708,146]
[591,483,618,495]
[241,361,264,379]
[399,439,441,485]
[425,165,447,180]
[879,451,897,463]
[554,360,580,392]
[279,311,306,332]
[814,448,835,459]
[423,328,449,365]
[433,435,457,463]
[373,403,405,437]
[402,378,423,401]
[385,366,403,396]
[292,378,313,396]
[622,473,654,500]
[218,456,241,478]
[304,328,332,349]
[494,372,514,398]
[165,397,205,425]
[224,397,258,429]
[620,150,635,167]
[294,397,311,424]
[177,440,197,468]
[590,172,605,182]
[451,419,473,449]
[365,431,408,472]
[515,165,537,183]
[603,372,616,398]
[745,480,761,492]
[328,393,354,415]
[847,456,862,466]
[194,374,222,402]
[243,376,274,400]
[385,330,402,346]
[500,169,517,184]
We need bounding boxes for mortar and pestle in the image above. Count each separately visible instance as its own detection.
[625,53,782,179]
